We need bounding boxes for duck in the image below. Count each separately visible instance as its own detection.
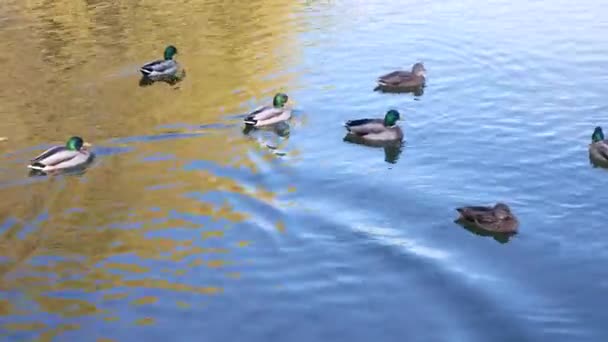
[375,62,427,92]
[588,126,608,164]
[244,93,291,127]
[140,45,179,80]
[28,136,93,173]
[455,203,519,234]
[343,109,403,142]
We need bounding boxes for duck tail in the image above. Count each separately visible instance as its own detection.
[244,118,257,126]
[139,67,152,76]
[28,162,45,171]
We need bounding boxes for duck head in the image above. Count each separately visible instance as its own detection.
[66,136,85,151]
[592,126,604,143]
[273,93,289,108]
[412,62,426,77]
[164,45,178,60]
[493,203,512,220]
[384,110,401,127]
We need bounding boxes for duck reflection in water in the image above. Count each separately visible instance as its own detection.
[374,84,424,97]
[343,134,403,164]
[243,121,290,154]
[243,121,290,137]
[28,163,93,177]
[454,218,515,244]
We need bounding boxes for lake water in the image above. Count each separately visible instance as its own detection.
[1,0,608,341]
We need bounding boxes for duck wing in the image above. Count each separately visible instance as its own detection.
[246,106,286,121]
[595,141,608,160]
[245,105,269,119]
[31,146,66,163]
[377,70,413,85]
[344,118,386,135]
[30,148,82,168]
[244,106,291,126]
[456,206,495,222]
[45,152,91,170]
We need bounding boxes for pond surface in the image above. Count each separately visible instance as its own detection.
[1,0,608,341]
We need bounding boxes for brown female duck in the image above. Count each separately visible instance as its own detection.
[375,62,426,92]
[455,203,518,234]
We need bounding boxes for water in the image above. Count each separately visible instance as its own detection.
[1,0,607,340]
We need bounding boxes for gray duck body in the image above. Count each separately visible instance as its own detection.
[344,118,403,142]
[28,146,92,172]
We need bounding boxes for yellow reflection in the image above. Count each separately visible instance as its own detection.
[36,296,100,317]
[135,317,155,326]
[104,263,150,274]
[3,322,46,331]
[131,296,158,306]
[0,0,299,339]
[236,241,251,247]
[0,299,13,315]
[176,301,191,309]
[103,293,129,301]
[275,221,286,233]
[121,279,221,295]
[38,324,80,342]
[201,231,224,240]
[206,260,228,268]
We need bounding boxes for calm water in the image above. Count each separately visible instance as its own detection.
[1,0,608,341]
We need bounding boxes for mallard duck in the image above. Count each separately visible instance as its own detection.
[244,93,291,127]
[589,126,608,164]
[28,136,93,173]
[455,203,518,234]
[344,110,403,142]
[375,62,426,91]
[140,45,179,80]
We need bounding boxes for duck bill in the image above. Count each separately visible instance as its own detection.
[83,142,93,149]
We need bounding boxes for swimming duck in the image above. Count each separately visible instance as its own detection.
[455,203,519,234]
[344,110,403,142]
[375,62,426,92]
[244,93,291,127]
[589,126,608,164]
[140,45,179,80]
[28,136,93,173]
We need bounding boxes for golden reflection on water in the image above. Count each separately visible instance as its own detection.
[0,0,300,339]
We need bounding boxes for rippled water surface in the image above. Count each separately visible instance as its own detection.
[1,0,608,341]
